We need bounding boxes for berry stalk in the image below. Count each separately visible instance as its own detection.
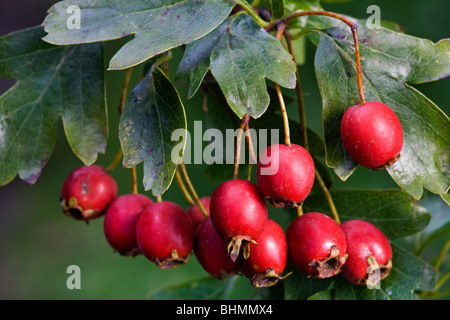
[178,162,208,218]
[275,23,292,147]
[282,27,341,224]
[267,10,366,105]
[283,30,308,151]
[174,169,195,206]
[245,121,257,181]
[131,166,138,194]
[233,114,250,179]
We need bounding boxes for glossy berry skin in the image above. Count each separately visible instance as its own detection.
[340,220,393,286]
[103,194,153,257]
[187,197,210,229]
[136,201,194,269]
[60,165,118,221]
[210,179,268,262]
[287,212,347,278]
[194,217,240,280]
[242,219,288,287]
[257,144,315,208]
[340,101,403,169]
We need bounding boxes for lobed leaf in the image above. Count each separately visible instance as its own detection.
[43,0,236,70]
[0,27,106,186]
[176,14,297,119]
[119,64,186,197]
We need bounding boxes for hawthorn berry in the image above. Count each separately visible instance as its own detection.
[187,197,210,229]
[210,179,268,262]
[241,219,289,287]
[194,217,240,280]
[287,212,347,278]
[340,220,393,286]
[136,201,194,269]
[340,101,403,169]
[60,165,118,221]
[103,193,153,257]
[257,143,315,208]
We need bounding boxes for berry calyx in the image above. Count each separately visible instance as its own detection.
[194,217,240,280]
[241,219,289,287]
[103,193,153,257]
[187,196,210,229]
[60,165,118,221]
[257,143,315,208]
[340,220,393,286]
[340,101,403,169]
[287,212,347,278]
[210,179,268,262]
[136,201,194,269]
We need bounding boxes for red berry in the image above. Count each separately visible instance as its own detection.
[340,220,393,286]
[210,179,268,262]
[287,212,347,278]
[257,144,315,208]
[136,201,194,269]
[187,197,210,229]
[340,101,403,169]
[241,219,289,287]
[194,217,240,280]
[103,193,153,257]
[60,165,118,221]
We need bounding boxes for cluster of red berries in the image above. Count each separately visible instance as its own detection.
[59,101,401,288]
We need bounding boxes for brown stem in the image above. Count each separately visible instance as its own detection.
[178,162,208,218]
[272,15,342,224]
[284,29,309,150]
[267,10,366,104]
[175,168,195,206]
[274,24,292,147]
[234,114,250,179]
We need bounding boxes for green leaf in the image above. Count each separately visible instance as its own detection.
[119,64,186,197]
[333,244,436,300]
[303,189,431,239]
[263,0,285,20]
[177,14,297,119]
[0,26,106,186]
[147,276,237,300]
[176,20,229,99]
[43,0,236,70]
[284,268,333,300]
[307,290,333,300]
[312,21,450,200]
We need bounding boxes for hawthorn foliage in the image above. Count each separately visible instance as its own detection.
[0,0,449,300]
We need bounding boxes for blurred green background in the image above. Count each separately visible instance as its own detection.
[0,0,448,299]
